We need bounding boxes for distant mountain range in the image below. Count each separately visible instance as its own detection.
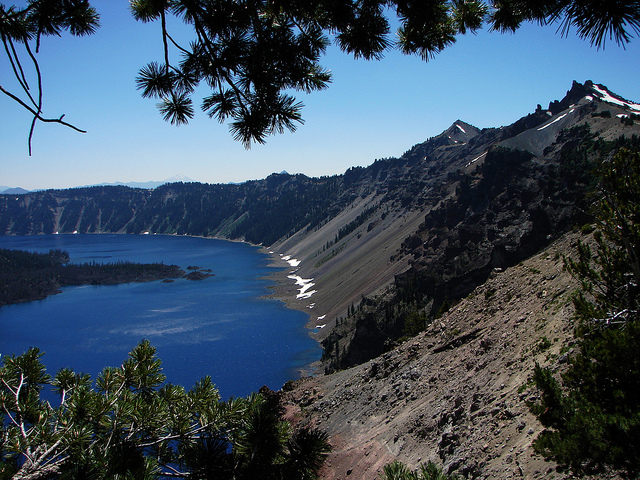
[87,174,196,190]
[0,187,30,195]
[0,175,196,194]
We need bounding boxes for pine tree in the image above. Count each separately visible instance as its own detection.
[381,460,460,480]
[0,340,330,479]
[5,1,640,150]
[529,146,640,475]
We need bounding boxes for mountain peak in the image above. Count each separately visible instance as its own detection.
[163,174,193,183]
[0,187,30,195]
[450,120,476,136]
[553,80,640,114]
[433,120,480,147]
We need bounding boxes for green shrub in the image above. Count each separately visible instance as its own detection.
[381,461,460,480]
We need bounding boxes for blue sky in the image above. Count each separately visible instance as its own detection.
[2,1,640,191]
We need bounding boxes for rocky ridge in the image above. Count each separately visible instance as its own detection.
[2,84,638,353]
[314,81,640,372]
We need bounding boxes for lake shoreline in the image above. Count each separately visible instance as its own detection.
[158,234,327,377]
[258,247,326,378]
[0,232,325,381]
[0,247,186,308]
[0,233,324,396]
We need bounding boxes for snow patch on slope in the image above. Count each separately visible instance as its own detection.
[537,112,570,131]
[466,151,487,167]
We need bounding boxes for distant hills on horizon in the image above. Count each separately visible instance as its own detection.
[0,172,297,195]
[0,174,196,195]
[0,187,31,195]
[89,174,196,191]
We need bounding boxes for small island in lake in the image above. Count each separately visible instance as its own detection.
[0,248,185,307]
[183,266,214,281]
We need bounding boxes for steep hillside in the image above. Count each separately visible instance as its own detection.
[310,82,640,371]
[281,230,622,480]
[2,81,639,372]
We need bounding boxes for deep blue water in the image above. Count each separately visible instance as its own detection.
[0,234,320,399]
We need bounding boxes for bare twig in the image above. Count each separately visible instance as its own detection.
[24,39,44,155]
[2,35,37,108]
[593,308,637,324]
[0,85,87,154]
[165,31,190,55]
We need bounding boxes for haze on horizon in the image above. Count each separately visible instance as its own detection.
[1,1,639,191]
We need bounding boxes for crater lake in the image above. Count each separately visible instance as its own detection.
[0,234,321,399]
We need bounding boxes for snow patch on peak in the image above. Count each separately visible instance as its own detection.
[591,84,640,112]
[455,123,466,134]
[165,174,193,183]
